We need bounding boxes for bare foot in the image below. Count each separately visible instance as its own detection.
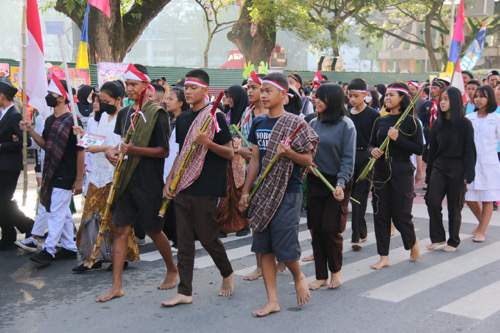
[410,238,420,262]
[157,270,179,290]
[244,268,262,281]
[328,271,341,289]
[294,273,311,306]
[360,237,368,243]
[443,245,457,252]
[426,241,445,250]
[351,243,362,251]
[276,262,287,273]
[301,253,314,262]
[252,301,280,317]
[370,256,390,270]
[219,273,234,296]
[471,227,478,235]
[472,233,486,243]
[95,287,124,302]
[161,293,193,307]
[308,279,327,290]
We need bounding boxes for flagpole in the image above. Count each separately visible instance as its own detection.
[57,34,80,141]
[21,2,28,206]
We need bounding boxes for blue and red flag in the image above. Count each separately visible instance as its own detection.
[461,21,487,71]
[445,0,465,74]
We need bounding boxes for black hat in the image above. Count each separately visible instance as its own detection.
[0,79,18,99]
[172,78,185,87]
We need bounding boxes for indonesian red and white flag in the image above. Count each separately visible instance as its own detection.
[313,71,323,87]
[22,0,49,117]
[88,0,111,18]
[451,59,467,104]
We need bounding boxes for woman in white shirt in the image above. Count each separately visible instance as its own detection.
[466,85,500,242]
[73,81,139,271]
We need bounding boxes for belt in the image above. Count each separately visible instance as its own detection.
[384,156,410,163]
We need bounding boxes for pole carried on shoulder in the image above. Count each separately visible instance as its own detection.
[158,92,224,218]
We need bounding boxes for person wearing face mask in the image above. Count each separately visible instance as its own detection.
[76,85,95,129]
[72,80,140,272]
[19,77,85,266]
[83,93,102,197]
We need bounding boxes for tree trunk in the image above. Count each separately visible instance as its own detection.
[227,0,276,66]
[55,0,171,63]
[204,32,213,68]
[424,0,443,72]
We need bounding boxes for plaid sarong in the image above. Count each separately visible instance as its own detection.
[173,103,221,194]
[40,112,74,212]
[248,112,319,232]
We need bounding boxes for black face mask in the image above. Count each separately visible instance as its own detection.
[100,102,117,115]
[45,94,58,108]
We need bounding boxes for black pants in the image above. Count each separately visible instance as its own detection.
[425,157,466,247]
[351,150,370,243]
[0,171,32,244]
[163,200,177,246]
[372,160,417,256]
[175,193,233,296]
[307,174,352,278]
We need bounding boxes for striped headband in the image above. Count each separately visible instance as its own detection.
[248,71,261,85]
[48,75,69,101]
[262,80,286,91]
[124,64,150,82]
[386,87,409,95]
[184,79,208,88]
[408,81,419,88]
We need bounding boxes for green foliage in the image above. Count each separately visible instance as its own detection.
[258,61,269,74]
[242,61,255,78]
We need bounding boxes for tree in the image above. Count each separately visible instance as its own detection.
[51,0,171,63]
[277,0,384,59]
[358,1,500,72]
[194,0,239,67]
[227,0,277,66]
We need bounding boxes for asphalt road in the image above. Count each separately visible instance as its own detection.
[1,170,500,333]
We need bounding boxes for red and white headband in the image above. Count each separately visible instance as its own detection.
[48,75,69,101]
[408,81,419,88]
[348,89,366,93]
[387,87,409,95]
[262,79,286,91]
[248,71,261,85]
[124,63,150,82]
[184,79,208,88]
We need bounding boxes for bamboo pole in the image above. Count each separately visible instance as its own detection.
[85,90,149,267]
[21,3,28,206]
[158,92,224,217]
[356,89,423,182]
[229,124,250,147]
[312,167,360,204]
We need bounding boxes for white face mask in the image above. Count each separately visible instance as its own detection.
[364,95,373,103]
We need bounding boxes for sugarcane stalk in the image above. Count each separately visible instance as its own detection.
[158,92,224,217]
[312,167,360,204]
[85,90,150,267]
[247,124,304,203]
[229,124,250,147]
[356,89,423,182]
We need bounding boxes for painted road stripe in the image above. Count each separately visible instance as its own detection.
[438,280,500,320]
[364,241,500,302]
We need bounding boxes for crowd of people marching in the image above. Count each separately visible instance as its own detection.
[0,64,499,316]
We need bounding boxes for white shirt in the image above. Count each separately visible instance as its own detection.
[89,113,121,188]
[0,104,14,122]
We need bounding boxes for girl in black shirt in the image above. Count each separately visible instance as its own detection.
[369,82,423,270]
[425,87,476,252]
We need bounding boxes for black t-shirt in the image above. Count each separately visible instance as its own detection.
[42,113,84,190]
[349,106,380,149]
[114,105,170,195]
[176,107,232,197]
[248,114,302,193]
